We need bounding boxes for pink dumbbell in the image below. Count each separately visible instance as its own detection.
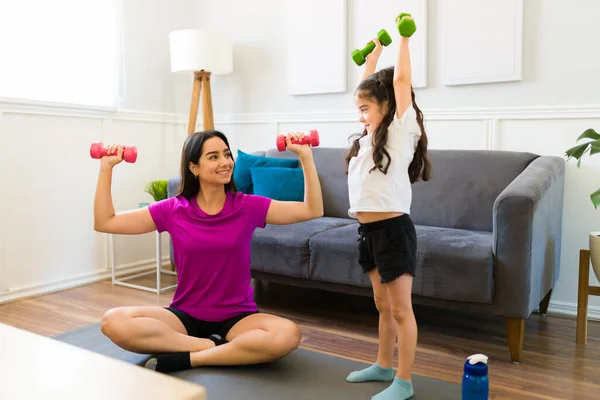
[276,130,320,152]
[90,142,138,163]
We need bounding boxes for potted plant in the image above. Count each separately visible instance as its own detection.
[144,179,169,202]
[565,128,600,280]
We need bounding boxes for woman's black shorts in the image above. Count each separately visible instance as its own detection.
[166,307,258,340]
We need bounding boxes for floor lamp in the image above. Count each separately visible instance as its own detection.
[169,29,233,134]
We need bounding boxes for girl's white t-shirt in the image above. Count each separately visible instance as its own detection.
[347,105,421,218]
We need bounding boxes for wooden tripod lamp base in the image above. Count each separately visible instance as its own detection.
[188,70,214,134]
[169,29,232,135]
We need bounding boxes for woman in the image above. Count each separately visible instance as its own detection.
[94,130,323,373]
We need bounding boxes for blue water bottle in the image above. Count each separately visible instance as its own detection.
[462,354,489,400]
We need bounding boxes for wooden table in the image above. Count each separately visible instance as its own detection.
[577,249,600,344]
[0,322,206,399]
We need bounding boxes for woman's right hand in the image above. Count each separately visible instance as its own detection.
[100,143,124,169]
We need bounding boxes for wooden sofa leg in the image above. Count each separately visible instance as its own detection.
[506,317,525,364]
[538,289,552,316]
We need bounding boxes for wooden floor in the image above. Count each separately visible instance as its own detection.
[0,273,599,400]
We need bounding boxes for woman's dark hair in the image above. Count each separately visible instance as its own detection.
[176,130,237,199]
[345,66,431,183]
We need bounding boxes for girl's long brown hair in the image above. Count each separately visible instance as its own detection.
[345,66,430,183]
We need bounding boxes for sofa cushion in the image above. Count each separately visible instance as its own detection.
[411,150,539,232]
[265,148,351,219]
[308,223,494,303]
[251,217,355,279]
[308,222,370,288]
[414,225,494,304]
[250,167,304,201]
[234,150,299,194]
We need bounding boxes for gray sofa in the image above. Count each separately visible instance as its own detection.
[168,147,565,364]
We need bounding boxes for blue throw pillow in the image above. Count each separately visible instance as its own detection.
[250,167,304,201]
[233,150,299,194]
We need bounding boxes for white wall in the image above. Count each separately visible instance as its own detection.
[197,0,600,320]
[2,0,600,325]
[0,0,200,301]
[201,0,600,114]
[119,0,201,114]
[0,107,185,299]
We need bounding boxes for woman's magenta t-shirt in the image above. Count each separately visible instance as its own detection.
[148,191,272,322]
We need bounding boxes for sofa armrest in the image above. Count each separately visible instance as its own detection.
[166,177,180,267]
[492,156,565,319]
[168,177,180,198]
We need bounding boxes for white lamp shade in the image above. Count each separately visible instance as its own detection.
[169,29,233,75]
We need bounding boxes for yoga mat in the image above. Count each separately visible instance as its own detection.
[54,324,461,399]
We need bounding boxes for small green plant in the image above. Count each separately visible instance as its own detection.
[565,128,600,208]
[144,180,169,202]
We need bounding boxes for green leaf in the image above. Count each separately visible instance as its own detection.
[591,188,600,209]
[590,140,600,155]
[565,142,590,161]
[577,128,600,142]
[144,180,169,202]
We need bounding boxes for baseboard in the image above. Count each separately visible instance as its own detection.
[0,257,172,305]
[547,300,600,322]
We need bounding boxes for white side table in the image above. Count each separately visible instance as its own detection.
[107,230,177,294]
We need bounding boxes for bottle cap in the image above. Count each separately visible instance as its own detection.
[467,354,488,365]
[464,354,489,376]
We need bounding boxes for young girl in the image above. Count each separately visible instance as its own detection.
[345,15,431,400]
[94,130,323,373]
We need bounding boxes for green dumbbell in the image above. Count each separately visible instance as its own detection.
[351,29,392,66]
[396,13,417,37]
